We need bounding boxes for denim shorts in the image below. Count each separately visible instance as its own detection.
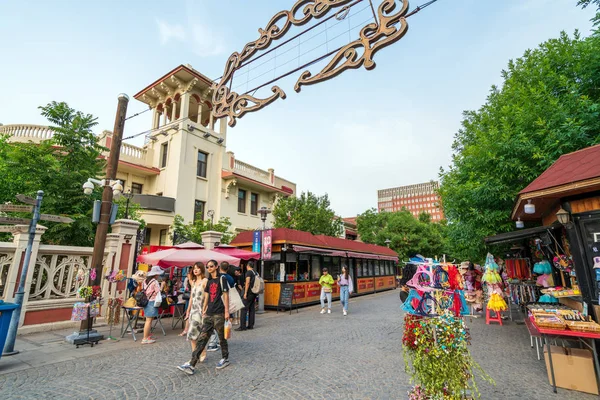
[144,300,159,318]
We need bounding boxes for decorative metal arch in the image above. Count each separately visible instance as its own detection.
[211,0,434,127]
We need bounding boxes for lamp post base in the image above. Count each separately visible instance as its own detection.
[2,350,19,356]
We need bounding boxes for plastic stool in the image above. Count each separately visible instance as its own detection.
[486,308,502,325]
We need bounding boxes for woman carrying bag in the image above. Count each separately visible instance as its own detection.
[186,262,209,361]
[319,268,334,314]
[142,266,162,344]
[337,265,353,316]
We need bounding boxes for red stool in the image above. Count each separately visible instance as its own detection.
[486,308,503,325]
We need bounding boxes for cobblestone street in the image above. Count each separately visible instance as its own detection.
[0,290,597,399]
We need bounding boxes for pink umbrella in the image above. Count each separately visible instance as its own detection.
[214,245,260,261]
[137,241,240,268]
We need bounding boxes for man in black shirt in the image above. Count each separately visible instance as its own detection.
[236,261,257,331]
[178,259,230,374]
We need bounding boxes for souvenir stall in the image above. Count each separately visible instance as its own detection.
[401,259,493,398]
[484,144,600,394]
[481,254,508,325]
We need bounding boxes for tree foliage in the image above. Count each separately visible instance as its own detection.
[171,214,233,245]
[273,191,343,237]
[578,0,600,25]
[439,31,600,262]
[0,102,108,246]
[356,208,449,262]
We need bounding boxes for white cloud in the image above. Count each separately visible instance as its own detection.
[156,19,186,45]
[190,23,226,57]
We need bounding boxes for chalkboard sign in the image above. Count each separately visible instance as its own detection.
[277,284,298,314]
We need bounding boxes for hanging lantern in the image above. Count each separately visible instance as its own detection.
[516,218,524,229]
[524,200,535,214]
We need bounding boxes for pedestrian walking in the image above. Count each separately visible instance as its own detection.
[141,266,162,344]
[177,259,230,375]
[319,268,334,314]
[179,269,194,336]
[337,265,354,316]
[186,262,208,362]
[237,261,257,331]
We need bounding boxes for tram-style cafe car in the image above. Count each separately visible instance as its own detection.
[230,228,399,308]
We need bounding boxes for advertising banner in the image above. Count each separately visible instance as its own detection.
[252,230,261,253]
[262,229,272,260]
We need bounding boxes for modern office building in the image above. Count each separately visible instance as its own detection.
[377,181,444,221]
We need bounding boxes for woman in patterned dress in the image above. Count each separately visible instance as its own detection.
[186,262,208,361]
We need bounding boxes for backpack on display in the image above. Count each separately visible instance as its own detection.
[251,270,265,295]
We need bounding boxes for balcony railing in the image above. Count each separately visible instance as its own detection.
[0,124,55,142]
[133,194,176,213]
[234,159,271,186]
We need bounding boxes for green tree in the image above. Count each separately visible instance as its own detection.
[170,214,234,245]
[0,102,106,246]
[578,0,600,25]
[273,191,343,236]
[356,209,448,262]
[114,196,146,229]
[439,31,600,262]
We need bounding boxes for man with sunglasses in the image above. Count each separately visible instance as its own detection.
[178,259,230,374]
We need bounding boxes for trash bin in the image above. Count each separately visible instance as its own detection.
[0,301,19,361]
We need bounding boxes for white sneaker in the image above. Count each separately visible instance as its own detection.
[327,309,331,314]
[320,308,325,314]
[343,310,347,316]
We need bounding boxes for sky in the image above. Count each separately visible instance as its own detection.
[0,0,597,218]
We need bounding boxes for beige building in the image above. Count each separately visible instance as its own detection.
[0,64,296,245]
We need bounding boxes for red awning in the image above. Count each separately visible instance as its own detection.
[292,245,347,257]
[214,246,260,260]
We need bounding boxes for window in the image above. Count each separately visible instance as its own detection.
[250,193,259,215]
[311,255,322,280]
[143,228,152,245]
[160,143,168,168]
[374,261,381,276]
[131,182,143,194]
[159,229,168,245]
[197,151,208,178]
[194,200,205,222]
[156,192,163,196]
[238,189,246,213]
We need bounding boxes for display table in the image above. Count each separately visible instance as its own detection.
[120,306,143,341]
[170,302,186,330]
[531,318,600,395]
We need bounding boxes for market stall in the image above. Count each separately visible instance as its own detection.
[230,228,398,309]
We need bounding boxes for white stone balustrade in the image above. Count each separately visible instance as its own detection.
[0,124,55,143]
[234,159,272,186]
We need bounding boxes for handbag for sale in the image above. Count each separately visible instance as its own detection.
[154,291,163,307]
[323,287,332,293]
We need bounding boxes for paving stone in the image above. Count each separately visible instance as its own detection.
[0,291,597,399]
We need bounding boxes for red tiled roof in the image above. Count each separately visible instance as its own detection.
[520,144,600,194]
[230,228,396,257]
[343,217,357,226]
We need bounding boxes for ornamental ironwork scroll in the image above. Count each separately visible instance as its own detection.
[211,0,412,127]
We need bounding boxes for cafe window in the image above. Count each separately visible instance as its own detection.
[375,260,381,276]
[238,189,246,213]
[160,142,168,168]
[298,254,310,281]
[368,260,374,276]
[263,261,278,281]
[131,182,143,194]
[194,200,205,223]
[331,257,341,277]
[197,151,208,178]
[322,256,333,274]
[159,229,168,245]
[362,260,369,277]
[250,192,259,215]
[285,253,298,281]
[311,255,321,280]
[356,259,362,277]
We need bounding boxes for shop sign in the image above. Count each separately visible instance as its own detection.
[252,230,261,253]
[262,229,272,260]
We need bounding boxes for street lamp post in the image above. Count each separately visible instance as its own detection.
[122,190,133,219]
[256,207,271,314]
[384,239,391,248]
